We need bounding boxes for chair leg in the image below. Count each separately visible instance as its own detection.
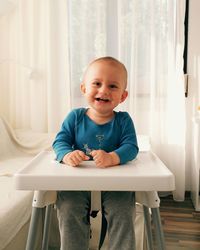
[143,206,154,250]
[26,207,43,250]
[151,208,166,250]
[42,204,53,250]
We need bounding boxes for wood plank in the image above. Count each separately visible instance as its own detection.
[152,193,200,250]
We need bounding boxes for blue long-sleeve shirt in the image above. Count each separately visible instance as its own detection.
[52,108,139,164]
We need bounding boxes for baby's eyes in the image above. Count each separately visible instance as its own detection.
[93,82,101,86]
[110,84,118,89]
[92,82,118,89]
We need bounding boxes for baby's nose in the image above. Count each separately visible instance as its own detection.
[99,85,108,93]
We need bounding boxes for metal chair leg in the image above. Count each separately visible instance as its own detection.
[143,206,154,250]
[151,208,166,250]
[26,207,43,250]
[42,204,53,250]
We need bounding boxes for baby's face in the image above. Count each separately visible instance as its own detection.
[81,61,128,115]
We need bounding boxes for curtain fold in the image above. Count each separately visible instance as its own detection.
[0,0,71,132]
[149,1,186,200]
[0,0,186,199]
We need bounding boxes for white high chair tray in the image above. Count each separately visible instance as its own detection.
[14,150,175,191]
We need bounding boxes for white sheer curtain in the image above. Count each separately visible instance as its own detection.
[67,0,186,200]
[0,0,71,132]
[0,0,186,200]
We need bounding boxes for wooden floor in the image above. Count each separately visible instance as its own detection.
[152,193,200,250]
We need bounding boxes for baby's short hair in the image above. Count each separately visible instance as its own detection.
[85,56,128,88]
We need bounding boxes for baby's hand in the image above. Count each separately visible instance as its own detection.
[90,150,120,168]
[62,150,90,167]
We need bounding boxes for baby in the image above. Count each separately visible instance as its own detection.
[53,56,139,250]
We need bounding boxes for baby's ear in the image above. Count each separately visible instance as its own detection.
[120,90,128,103]
[80,82,86,94]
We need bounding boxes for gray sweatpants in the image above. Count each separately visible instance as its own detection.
[56,191,135,250]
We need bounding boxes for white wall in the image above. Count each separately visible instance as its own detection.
[186,0,200,189]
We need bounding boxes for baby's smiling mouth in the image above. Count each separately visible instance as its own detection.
[95,97,110,102]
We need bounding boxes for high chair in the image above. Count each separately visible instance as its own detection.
[26,190,163,250]
[14,150,174,250]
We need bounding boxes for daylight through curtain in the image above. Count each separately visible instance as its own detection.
[0,0,186,199]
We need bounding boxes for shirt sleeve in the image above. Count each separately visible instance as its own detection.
[52,110,76,162]
[114,112,139,164]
